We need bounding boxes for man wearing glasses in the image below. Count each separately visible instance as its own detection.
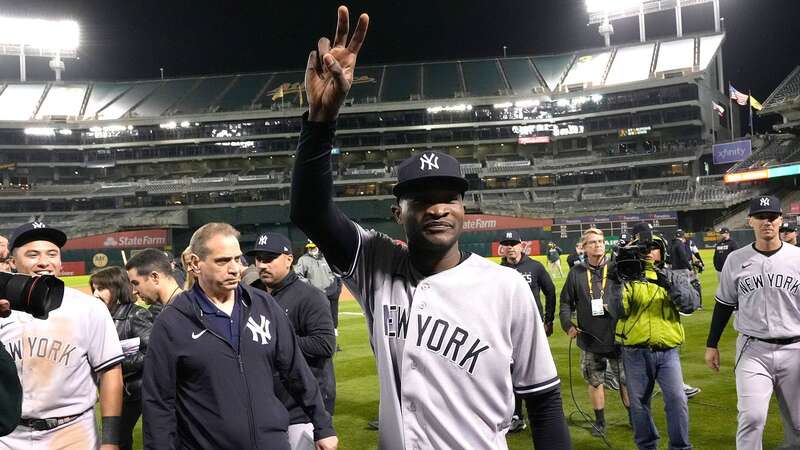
[559,228,629,437]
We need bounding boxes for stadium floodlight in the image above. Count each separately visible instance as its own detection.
[0,16,80,81]
[586,0,719,46]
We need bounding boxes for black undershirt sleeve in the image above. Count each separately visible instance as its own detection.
[706,301,735,348]
[537,264,557,324]
[524,387,572,449]
[290,114,359,273]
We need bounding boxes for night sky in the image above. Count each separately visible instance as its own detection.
[0,0,797,131]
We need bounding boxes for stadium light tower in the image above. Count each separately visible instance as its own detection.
[0,16,80,81]
[586,0,720,47]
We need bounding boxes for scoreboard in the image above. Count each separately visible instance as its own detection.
[551,211,678,245]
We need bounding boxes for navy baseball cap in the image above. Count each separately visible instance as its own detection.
[718,227,731,234]
[8,221,67,252]
[499,231,523,245]
[245,232,291,257]
[748,195,782,216]
[780,223,798,233]
[393,151,468,197]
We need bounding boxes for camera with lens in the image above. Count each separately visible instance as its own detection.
[0,273,64,319]
[615,229,669,281]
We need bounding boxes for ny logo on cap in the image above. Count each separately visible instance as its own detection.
[419,153,439,171]
[258,235,268,246]
[506,232,513,238]
[31,222,46,229]
[760,197,770,207]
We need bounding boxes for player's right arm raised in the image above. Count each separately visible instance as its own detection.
[290,6,369,273]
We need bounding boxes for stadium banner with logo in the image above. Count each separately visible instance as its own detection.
[712,139,752,165]
[553,211,677,225]
[463,215,552,232]
[63,229,170,250]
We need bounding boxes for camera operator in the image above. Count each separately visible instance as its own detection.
[0,222,124,450]
[607,223,699,450]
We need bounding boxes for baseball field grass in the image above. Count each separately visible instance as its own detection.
[65,249,787,449]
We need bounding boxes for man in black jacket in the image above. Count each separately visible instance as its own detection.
[0,302,20,438]
[142,223,336,450]
[713,227,739,273]
[499,231,557,433]
[246,232,337,448]
[500,231,556,335]
[559,228,629,437]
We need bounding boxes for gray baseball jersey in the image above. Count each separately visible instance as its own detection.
[0,287,124,421]
[715,243,800,338]
[341,225,559,450]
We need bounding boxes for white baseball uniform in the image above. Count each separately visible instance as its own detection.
[715,242,800,450]
[0,287,124,449]
[340,224,560,450]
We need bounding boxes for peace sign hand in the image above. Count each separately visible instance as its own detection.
[306,6,369,122]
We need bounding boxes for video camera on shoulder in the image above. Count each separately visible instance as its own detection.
[0,273,64,319]
[615,229,668,281]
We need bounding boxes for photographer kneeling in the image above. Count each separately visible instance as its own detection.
[0,222,124,449]
[607,223,700,450]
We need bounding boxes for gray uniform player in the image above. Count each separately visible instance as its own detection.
[706,195,800,450]
[0,222,124,449]
[290,7,571,449]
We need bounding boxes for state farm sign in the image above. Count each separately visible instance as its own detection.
[463,215,552,232]
[63,229,170,250]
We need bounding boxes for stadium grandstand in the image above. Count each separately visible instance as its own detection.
[1,27,798,271]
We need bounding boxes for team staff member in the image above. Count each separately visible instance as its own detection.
[290,7,570,449]
[499,231,557,433]
[143,223,336,450]
[126,248,185,316]
[500,231,556,335]
[0,222,124,450]
[560,228,629,437]
[90,267,155,450]
[706,195,800,450]
[780,222,797,246]
[713,227,739,273]
[247,232,337,448]
[607,223,698,450]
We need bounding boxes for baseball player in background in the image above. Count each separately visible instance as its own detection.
[780,222,797,246]
[714,227,739,274]
[0,222,125,449]
[290,6,571,449]
[499,231,557,433]
[706,195,800,450]
[546,242,564,278]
